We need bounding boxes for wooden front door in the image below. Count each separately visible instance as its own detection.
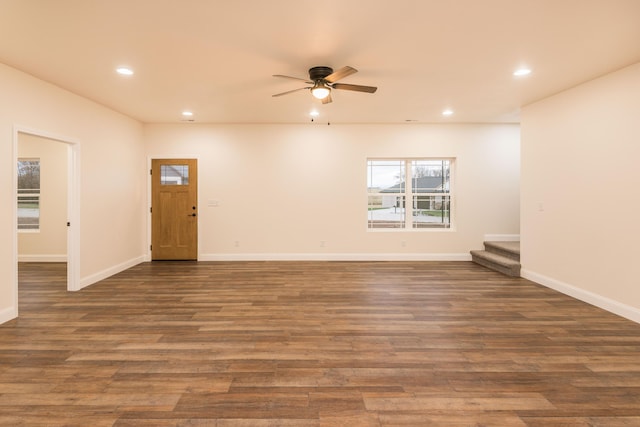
[151,159,198,260]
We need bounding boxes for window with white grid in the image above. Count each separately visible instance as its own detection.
[367,159,452,229]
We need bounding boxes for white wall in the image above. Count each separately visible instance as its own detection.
[18,133,68,261]
[521,62,640,322]
[0,61,521,324]
[145,123,520,259]
[0,62,146,323]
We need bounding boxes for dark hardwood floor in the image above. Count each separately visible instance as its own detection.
[2,261,640,426]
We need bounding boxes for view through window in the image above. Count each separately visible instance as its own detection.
[367,159,452,229]
[18,158,41,230]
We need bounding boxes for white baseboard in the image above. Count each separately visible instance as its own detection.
[18,254,67,262]
[521,269,640,325]
[79,255,145,290]
[199,253,472,262]
[0,306,18,325]
[484,234,520,242]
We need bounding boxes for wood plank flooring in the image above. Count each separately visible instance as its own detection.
[2,261,640,426]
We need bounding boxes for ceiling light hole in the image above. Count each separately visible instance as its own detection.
[513,68,532,77]
[116,67,134,76]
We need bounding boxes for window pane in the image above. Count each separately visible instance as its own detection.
[368,195,405,228]
[161,164,189,185]
[368,160,405,193]
[412,195,451,228]
[412,160,450,193]
[17,159,40,230]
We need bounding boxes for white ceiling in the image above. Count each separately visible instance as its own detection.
[1,0,639,124]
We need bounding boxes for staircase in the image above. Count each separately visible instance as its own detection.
[470,241,520,277]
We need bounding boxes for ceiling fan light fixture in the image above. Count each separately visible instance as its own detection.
[311,83,331,100]
[272,65,377,105]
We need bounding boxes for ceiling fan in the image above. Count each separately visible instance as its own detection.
[272,66,377,104]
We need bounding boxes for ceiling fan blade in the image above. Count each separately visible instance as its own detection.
[273,74,313,83]
[321,93,333,104]
[332,83,377,93]
[324,66,357,83]
[272,87,310,97]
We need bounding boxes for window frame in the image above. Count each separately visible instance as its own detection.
[367,158,454,231]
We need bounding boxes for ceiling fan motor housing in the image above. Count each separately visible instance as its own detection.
[309,66,333,81]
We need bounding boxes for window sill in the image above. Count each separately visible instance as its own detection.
[367,227,456,233]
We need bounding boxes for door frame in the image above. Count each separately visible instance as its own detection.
[147,156,200,261]
[12,125,81,316]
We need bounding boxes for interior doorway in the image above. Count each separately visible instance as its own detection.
[17,134,68,262]
[13,127,80,317]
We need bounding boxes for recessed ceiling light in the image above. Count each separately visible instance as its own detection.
[513,68,532,77]
[116,67,134,76]
[442,109,454,116]
[310,111,320,117]
[181,111,193,117]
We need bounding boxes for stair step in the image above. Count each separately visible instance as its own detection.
[470,249,521,277]
[484,241,520,261]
